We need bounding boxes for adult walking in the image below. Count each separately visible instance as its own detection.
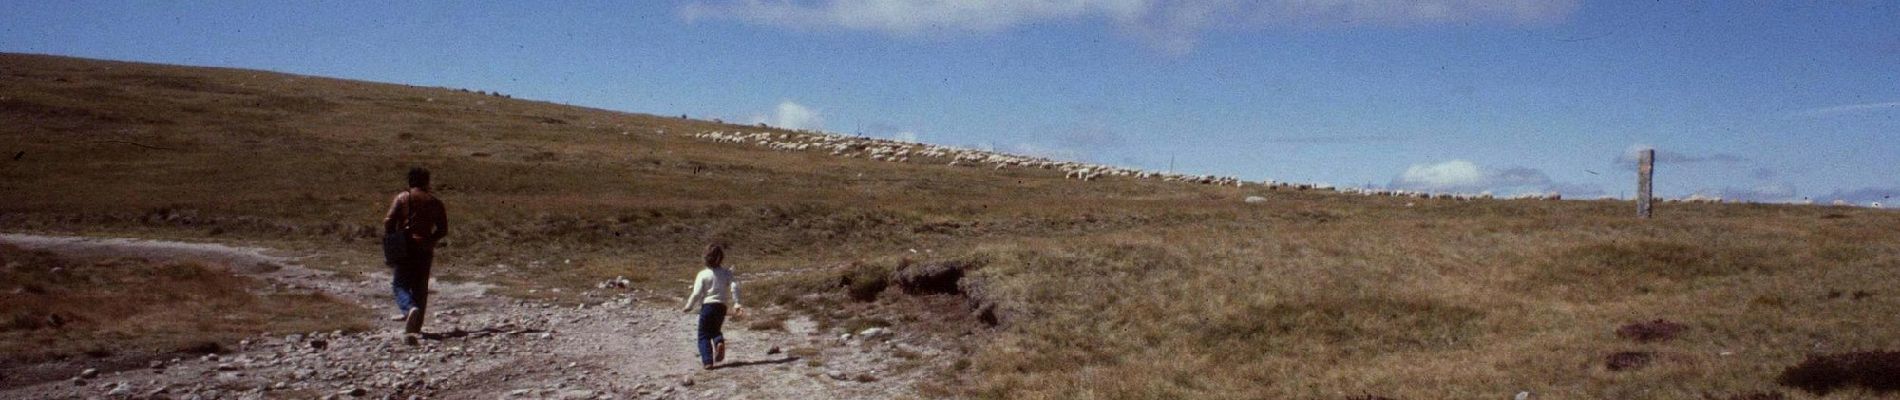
[682,243,742,369]
[384,167,448,339]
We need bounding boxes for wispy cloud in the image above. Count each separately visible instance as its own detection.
[1694,183,1797,203]
[681,0,1581,54]
[750,100,825,131]
[1262,135,1402,144]
[1615,144,1747,170]
[1790,101,1900,118]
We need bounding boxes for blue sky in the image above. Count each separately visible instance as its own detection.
[4,1,1897,203]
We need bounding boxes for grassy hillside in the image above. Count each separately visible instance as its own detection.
[3,53,1898,399]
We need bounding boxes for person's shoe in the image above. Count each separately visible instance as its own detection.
[403,307,425,335]
[713,340,726,363]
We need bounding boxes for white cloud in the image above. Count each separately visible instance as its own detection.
[1389,159,1595,196]
[1396,159,1486,190]
[1790,101,1900,118]
[681,0,1580,53]
[751,100,825,131]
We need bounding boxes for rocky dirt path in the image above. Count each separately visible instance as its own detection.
[0,234,942,400]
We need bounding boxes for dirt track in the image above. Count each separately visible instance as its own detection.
[0,234,939,399]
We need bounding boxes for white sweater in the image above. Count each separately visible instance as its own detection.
[682,267,740,310]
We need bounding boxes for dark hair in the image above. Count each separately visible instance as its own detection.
[407,167,431,188]
[703,242,726,268]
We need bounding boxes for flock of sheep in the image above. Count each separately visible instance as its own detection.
[692,130,1251,186]
[688,130,1883,208]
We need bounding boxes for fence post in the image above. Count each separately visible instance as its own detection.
[1637,149,1655,219]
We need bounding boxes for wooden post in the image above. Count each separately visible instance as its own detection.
[1637,149,1654,219]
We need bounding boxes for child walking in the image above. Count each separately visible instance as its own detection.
[681,243,742,369]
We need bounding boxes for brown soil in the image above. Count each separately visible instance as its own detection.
[1776,351,1900,395]
[1606,351,1654,372]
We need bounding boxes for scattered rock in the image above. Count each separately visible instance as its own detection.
[1244,196,1268,204]
[340,387,367,397]
[79,368,99,379]
[767,346,782,355]
[858,327,891,339]
[825,370,848,381]
[309,339,329,350]
[679,376,694,387]
[597,276,632,289]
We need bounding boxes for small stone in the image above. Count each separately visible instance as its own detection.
[825,370,847,381]
[149,360,166,369]
[680,376,694,387]
[108,384,134,396]
[79,368,100,379]
[216,363,238,371]
[767,346,782,355]
[341,387,367,397]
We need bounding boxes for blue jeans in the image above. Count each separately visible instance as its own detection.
[696,303,728,366]
[391,246,432,313]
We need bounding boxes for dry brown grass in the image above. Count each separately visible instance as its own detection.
[5,53,1900,398]
[0,244,365,384]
